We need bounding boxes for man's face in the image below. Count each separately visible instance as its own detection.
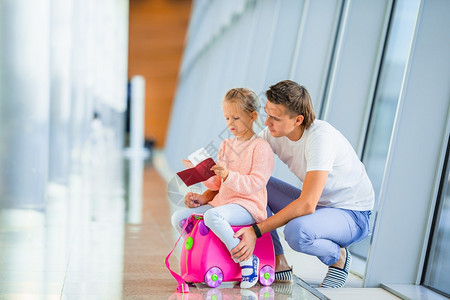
[264,101,302,139]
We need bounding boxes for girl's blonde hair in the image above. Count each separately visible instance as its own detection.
[223,88,260,113]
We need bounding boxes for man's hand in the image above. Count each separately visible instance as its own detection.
[231,226,257,262]
[211,164,229,180]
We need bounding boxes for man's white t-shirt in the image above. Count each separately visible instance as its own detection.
[260,120,374,211]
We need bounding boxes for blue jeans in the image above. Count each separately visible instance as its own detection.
[171,203,255,253]
[267,177,371,266]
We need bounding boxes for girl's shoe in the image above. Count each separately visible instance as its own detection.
[240,255,260,288]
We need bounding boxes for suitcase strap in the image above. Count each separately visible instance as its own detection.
[165,214,201,293]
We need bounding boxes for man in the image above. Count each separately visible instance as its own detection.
[231,80,374,288]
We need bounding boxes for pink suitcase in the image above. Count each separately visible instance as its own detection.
[178,214,275,288]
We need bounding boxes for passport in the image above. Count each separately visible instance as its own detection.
[176,157,216,186]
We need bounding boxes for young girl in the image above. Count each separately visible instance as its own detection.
[171,88,274,288]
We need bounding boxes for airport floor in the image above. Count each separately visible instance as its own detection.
[0,152,401,299]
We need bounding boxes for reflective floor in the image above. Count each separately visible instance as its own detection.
[0,151,400,299]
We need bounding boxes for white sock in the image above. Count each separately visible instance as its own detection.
[239,256,254,276]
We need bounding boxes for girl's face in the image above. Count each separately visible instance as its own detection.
[222,100,256,140]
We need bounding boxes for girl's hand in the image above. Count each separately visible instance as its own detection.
[181,159,194,168]
[231,227,257,262]
[184,189,217,208]
[211,164,229,180]
[184,192,202,208]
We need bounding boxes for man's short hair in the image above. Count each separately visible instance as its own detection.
[266,80,316,129]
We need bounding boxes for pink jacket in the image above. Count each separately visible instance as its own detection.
[203,136,274,223]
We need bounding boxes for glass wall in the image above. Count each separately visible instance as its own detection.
[0,0,51,209]
[362,0,450,290]
[0,0,129,210]
[350,0,421,260]
[423,138,450,297]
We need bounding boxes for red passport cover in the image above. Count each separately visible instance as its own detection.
[176,158,216,186]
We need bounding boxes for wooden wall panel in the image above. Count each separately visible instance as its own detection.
[128,0,192,148]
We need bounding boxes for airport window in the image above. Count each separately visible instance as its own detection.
[422,138,450,297]
[350,0,420,260]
